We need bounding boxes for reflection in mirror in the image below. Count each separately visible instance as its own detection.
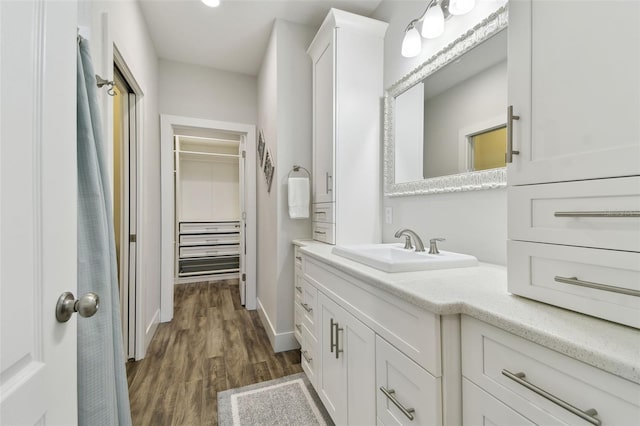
[385,7,509,196]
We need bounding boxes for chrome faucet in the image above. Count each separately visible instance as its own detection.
[394,229,425,252]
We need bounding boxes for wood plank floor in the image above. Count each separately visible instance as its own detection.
[126,280,302,425]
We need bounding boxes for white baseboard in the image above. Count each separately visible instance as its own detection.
[256,298,300,353]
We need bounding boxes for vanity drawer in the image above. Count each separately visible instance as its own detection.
[294,304,303,345]
[301,324,318,388]
[312,221,335,244]
[461,316,640,426]
[301,277,317,333]
[312,202,335,223]
[294,269,303,305]
[179,233,239,246]
[179,244,239,258]
[508,240,640,328]
[509,176,640,252]
[304,257,441,375]
[376,336,441,426]
[294,245,303,267]
[179,221,240,234]
[462,379,534,426]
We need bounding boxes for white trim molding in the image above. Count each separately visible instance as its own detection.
[256,299,300,353]
[384,6,508,197]
[160,114,257,322]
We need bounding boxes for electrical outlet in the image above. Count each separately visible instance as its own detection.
[385,206,393,224]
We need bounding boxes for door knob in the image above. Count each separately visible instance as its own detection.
[56,291,100,323]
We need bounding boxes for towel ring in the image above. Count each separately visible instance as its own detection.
[288,165,310,179]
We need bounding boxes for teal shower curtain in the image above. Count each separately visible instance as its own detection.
[77,36,132,426]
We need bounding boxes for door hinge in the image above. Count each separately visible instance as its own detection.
[242,273,246,282]
[242,211,247,220]
[242,150,246,158]
[129,234,137,243]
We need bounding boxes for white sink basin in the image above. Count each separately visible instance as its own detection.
[331,243,478,273]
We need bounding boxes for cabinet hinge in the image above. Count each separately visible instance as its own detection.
[242,273,246,282]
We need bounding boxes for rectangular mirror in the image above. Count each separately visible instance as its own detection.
[384,7,508,196]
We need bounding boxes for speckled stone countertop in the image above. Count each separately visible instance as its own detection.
[293,240,640,384]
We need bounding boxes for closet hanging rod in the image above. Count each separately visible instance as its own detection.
[288,165,310,179]
[175,134,240,144]
[178,150,240,158]
[96,75,116,96]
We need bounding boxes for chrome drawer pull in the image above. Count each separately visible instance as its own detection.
[379,387,415,421]
[334,322,343,359]
[314,230,326,235]
[502,369,601,426]
[302,350,312,364]
[554,276,640,297]
[295,286,302,293]
[505,105,520,163]
[301,303,312,313]
[295,323,302,333]
[330,318,336,353]
[554,210,640,218]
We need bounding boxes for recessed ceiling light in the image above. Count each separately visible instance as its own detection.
[201,0,220,8]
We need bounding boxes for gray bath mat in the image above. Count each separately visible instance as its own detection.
[217,373,334,426]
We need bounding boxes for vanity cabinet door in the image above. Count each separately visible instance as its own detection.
[318,292,375,425]
[462,379,534,426]
[312,36,335,204]
[508,0,640,185]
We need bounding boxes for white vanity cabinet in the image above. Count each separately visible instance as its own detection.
[461,316,640,426]
[507,0,640,185]
[300,253,453,426]
[507,0,640,328]
[317,292,376,426]
[307,9,387,245]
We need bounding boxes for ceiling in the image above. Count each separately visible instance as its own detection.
[139,0,383,76]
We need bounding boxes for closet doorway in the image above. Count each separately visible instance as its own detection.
[113,65,138,360]
[160,116,257,322]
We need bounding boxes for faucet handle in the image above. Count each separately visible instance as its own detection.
[428,238,446,254]
[401,235,413,250]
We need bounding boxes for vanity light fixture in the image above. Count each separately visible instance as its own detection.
[401,0,475,58]
[201,0,220,7]
[401,20,422,58]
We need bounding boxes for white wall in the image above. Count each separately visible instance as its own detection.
[78,0,161,357]
[159,59,258,124]
[372,0,509,265]
[257,19,315,351]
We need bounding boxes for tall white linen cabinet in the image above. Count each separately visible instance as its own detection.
[307,9,388,245]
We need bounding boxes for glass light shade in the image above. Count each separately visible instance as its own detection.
[421,5,445,39]
[401,26,422,58]
[449,0,475,16]
[201,0,221,7]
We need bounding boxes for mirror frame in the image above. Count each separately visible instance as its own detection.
[384,6,508,197]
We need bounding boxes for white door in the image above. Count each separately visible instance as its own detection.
[507,0,640,185]
[238,138,246,305]
[1,0,78,424]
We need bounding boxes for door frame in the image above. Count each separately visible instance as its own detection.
[160,114,257,321]
[107,44,146,360]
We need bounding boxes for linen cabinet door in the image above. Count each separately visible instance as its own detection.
[312,37,335,204]
[508,0,640,185]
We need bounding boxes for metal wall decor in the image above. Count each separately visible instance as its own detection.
[263,149,275,193]
[257,130,266,167]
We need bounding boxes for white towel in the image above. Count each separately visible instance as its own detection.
[288,176,310,219]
